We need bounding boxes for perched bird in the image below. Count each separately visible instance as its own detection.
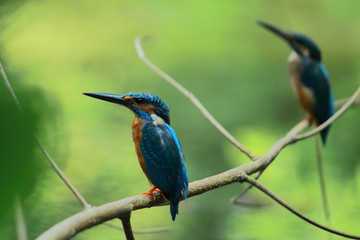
[257,20,335,144]
[84,92,188,221]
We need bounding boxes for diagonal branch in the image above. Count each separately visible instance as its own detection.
[120,214,134,240]
[134,36,257,160]
[0,61,92,210]
[242,174,360,239]
[103,222,171,234]
[14,196,28,240]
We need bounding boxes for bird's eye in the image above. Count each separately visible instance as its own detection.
[133,98,144,105]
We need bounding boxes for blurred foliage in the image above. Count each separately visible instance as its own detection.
[0,67,55,239]
[1,0,360,239]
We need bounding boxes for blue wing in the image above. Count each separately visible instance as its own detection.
[301,60,335,144]
[140,120,188,220]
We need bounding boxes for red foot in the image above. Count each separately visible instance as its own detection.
[141,187,162,199]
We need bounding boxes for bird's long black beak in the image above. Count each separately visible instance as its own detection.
[83,92,128,106]
[257,20,301,56]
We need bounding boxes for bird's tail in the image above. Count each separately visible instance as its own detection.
[320,125,331,145]
[170,179,188,221]
[170,200,179,221]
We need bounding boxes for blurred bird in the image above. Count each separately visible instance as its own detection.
[84,92,188,221]
[257,20,335,144]
[257,20,334,227]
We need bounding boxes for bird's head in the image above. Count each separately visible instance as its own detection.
[83,92,170,124]
[257,20,321,62]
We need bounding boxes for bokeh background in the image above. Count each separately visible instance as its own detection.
[1,0,360,239]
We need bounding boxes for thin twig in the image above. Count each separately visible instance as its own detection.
[104,222,171,234]
[134,36,257,160]
[315,135,332,228]
[35,139,92,209]
[335,95,360,108]
[14,196,28,240]
[242,174,360,239]
[295,87,360,141]
[120,214,135,240]
[0,61,91,210]
[231,119,310,203]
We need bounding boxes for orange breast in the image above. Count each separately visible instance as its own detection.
[288,53,315,116]
[132,118,152,184]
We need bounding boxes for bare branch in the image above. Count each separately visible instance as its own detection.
[36,156,271,240]
[120,214,134,240]
[335,94,360,108]
[0,61,91,210]
[134,36,257,160]
[35,139,92,210]
[14,197,28,240]
[242,174,360,239]
[104,222,171,234]
[315,135,332,227]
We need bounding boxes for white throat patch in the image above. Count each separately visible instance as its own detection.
[151,114,165,125]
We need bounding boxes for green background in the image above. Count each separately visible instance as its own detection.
[1,0,360,239]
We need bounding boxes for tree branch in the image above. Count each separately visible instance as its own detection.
[103,222,171,234]
[0,61,92,210]
[120,214,134,240]
[134,36,257,160]
[242,174,360,239]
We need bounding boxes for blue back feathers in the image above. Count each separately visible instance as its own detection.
[140,121,188,220]
[128,93,188,220]
[300,60,335,144]
[257,20,334,144]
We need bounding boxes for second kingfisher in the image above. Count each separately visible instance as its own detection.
[258,20,335,144]
[84,92,189,221]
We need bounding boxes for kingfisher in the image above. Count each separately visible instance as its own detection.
[257,20,335,144]
[84,92,188,221]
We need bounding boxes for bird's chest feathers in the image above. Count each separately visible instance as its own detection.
[131,115,167,182]
[287,52,315,115]
[132,114,166,149]
[132,118,149,179]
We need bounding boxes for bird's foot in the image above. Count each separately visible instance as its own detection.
[141,187,162,199]
[303,116,314,126]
